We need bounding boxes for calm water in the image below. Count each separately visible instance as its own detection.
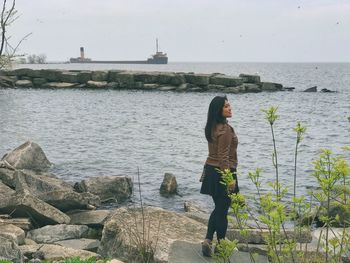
[1,62,349,212]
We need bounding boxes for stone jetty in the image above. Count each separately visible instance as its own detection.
[0,68,285,93]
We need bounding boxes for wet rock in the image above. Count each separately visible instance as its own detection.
[27,224,89,243]
[133,71,159,83]
[15,80,33,88]
[60,72,78,83]
[19,244,99,261]
[98,206,206,262]
[160,173,178,196]
[39,69,62,81]
[109,71,134,88]
[239,73,261,84]
[0,75,16,87]
[158,72,185,86]
[42,82,79,89]
[159,86,177,91]
[1,141,51,172]
[224,86,241,94]
[32,78,47,87]
[74,176,132,203]
[240,83,262,93]
[210,75,244,87]
[261,82,283,91]
[86,80,108,88]
[304,86,317,92]
[320,88,336,93]
[207,84,225,91]
[184,73,210,86]
[143,83,160,90]
[91,70,109,81]
[77,71,92,83]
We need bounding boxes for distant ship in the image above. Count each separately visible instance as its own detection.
[69,39,168,64]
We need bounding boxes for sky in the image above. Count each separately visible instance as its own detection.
[8,0,350,62]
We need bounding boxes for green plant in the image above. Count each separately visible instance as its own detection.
[212,238,238,263]
[0,260,12,263]
[61,257,99,263]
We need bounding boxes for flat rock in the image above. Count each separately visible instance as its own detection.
[68,210,111,226]
[0,237,24,263]
[42,82,78,89]
[55,238,100,252]
[27,224,89,243]
[19,244,99,261]
[168,240,268,263]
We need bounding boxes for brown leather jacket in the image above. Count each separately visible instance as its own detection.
[205,123,238,170]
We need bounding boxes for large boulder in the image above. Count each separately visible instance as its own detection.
[109,71,134,88]
[91,70,109,81]
[54,238,100,252]
[60,72,78,83]
[158,72,185,86]
[0,192,70,226]
[13,170,100,211]
[27,224,89,244]
[19,244,99,261]
[184,74,210,86]
[304,86,317,92]
[98,206,206,262]
[0,224,25,245]
[160,173,178,196]
[133,71,159,83]
[42,82,78,89]
[0,237,24,263]
[239,73,261,84]
[1,141,51,171]
[77,71,92,83]
[209,75,244,87]
[39,69,62,82]
[0,75,17,87]
[74,176,132,203]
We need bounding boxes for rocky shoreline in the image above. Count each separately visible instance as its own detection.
[0,68,286,93]
[0,142,347,262]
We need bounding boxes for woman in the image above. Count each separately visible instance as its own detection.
[200,95,239,257]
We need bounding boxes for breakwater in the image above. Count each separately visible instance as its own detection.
[0,68,285,93]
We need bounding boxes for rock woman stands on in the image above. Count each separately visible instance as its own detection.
[200,95,239,257]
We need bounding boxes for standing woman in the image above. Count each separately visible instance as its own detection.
[200,95,239,257]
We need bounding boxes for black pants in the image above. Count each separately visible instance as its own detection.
[205,194,231,241]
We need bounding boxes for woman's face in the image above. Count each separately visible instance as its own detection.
[222,100,232,118]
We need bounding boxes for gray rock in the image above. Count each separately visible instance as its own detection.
[0,192,70,225]
[184,74,210,86]
[27,224,89,243]
[106,82,119,89]
[98,206,206,263]
[0,237,24,263]
[13,68,36,77]
[60,72,78,83]
[13,170,100,211]
[160,173,178,196]
[223,86,241,94]
[1,141,51,172]
[261,82,283,91]
[158,72,185,85]
[86,80,108,89]
[0,224,25,245]
[0,181,15,196]
[42,82,78,89]
[39,69,62,82]
[133,71,159,83]
[54,238,100,252]
[210,75,244,87]
[303,86,317,92]
[143,83,160,90]
[68,210,112,226]
[176,83,191,91]
[19,244,99,261]
[32,78,47,87]
[109,71,134,88]
[0,75,16,87]
[242,83,262,93]
[0,217,32,231]
[239,73,261,84]
[207,84,225,91]
[74,176,132,203]
[91,70,109,81]
[158,86,177,91]
[15,80,33,88]
[77,71,92,83]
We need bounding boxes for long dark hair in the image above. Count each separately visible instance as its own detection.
[205,95,227,142]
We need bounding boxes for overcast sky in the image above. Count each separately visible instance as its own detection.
[9,0,350,62]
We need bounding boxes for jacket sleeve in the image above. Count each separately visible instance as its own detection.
[217,124,232,171]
